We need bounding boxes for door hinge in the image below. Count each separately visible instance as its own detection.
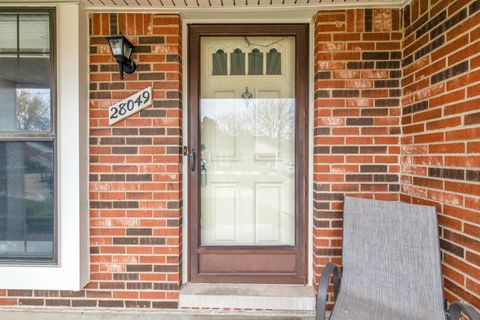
[183,146,189,156]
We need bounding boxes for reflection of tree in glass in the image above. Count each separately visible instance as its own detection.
[16,89,50,131]
[254,99,294,140]
[200,97,295,154]
[203,99,294,139]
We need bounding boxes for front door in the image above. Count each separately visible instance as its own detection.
[188,25,308,284]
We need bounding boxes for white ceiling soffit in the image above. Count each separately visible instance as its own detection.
[0,0,409,12]
[81,0,406,10]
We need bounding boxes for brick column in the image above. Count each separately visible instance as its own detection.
[87,13,183,309]
[313,9,402,288]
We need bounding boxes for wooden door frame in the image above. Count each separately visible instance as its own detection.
[188,24,309,284]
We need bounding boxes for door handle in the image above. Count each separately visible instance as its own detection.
[200,158,207,187]
[190,148,196,172]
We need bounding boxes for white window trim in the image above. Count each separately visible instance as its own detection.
[0,2,89,290]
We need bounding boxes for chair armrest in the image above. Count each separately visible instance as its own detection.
[316,263,341,320]
[448,301,480,320]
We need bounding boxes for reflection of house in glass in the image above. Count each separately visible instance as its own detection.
[201,98,295,168]
[200,97,295,246]
[0,141,54,260]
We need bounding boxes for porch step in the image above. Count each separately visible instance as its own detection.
[179,283,316,311]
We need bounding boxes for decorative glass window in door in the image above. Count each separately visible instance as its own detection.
[212,49,227,75]
[212,46,282,77]
[248,48,263,75]
[267,48,281,75]
[230,48,245,75]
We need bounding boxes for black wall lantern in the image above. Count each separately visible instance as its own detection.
[106,34,136,80]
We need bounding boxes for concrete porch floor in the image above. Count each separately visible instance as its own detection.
[0,308,316,320]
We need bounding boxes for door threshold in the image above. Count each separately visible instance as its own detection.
[179,283,316,311]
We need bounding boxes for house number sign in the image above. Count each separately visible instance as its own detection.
[109,87,152,125]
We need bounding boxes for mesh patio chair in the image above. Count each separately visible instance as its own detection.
[317,196,480,320]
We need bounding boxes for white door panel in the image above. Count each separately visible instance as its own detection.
[255,184,280,243]
[213,185,237,242]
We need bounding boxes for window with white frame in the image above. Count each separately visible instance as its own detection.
[0,9,56,263]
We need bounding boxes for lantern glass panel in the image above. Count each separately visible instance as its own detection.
[123,44,132,60]
[109,38,123,57]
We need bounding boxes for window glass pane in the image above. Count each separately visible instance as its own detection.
[0,13,52,133]
[0,14,17,52]
[20,14,50,53]
[15,88,51,131]
[212,49,227,75]
[267,48,281,75]
[248,48,263,75]
[0,141,54,261]
[200,37,296,246]
[230,48,245,75]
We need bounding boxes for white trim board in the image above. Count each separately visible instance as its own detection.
[80,5,403,20]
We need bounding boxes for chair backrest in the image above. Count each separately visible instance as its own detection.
[341,197,445,318]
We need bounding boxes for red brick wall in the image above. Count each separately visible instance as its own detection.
[313,8,403,285]
[0,13,183,308]
[401,0,480,307]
